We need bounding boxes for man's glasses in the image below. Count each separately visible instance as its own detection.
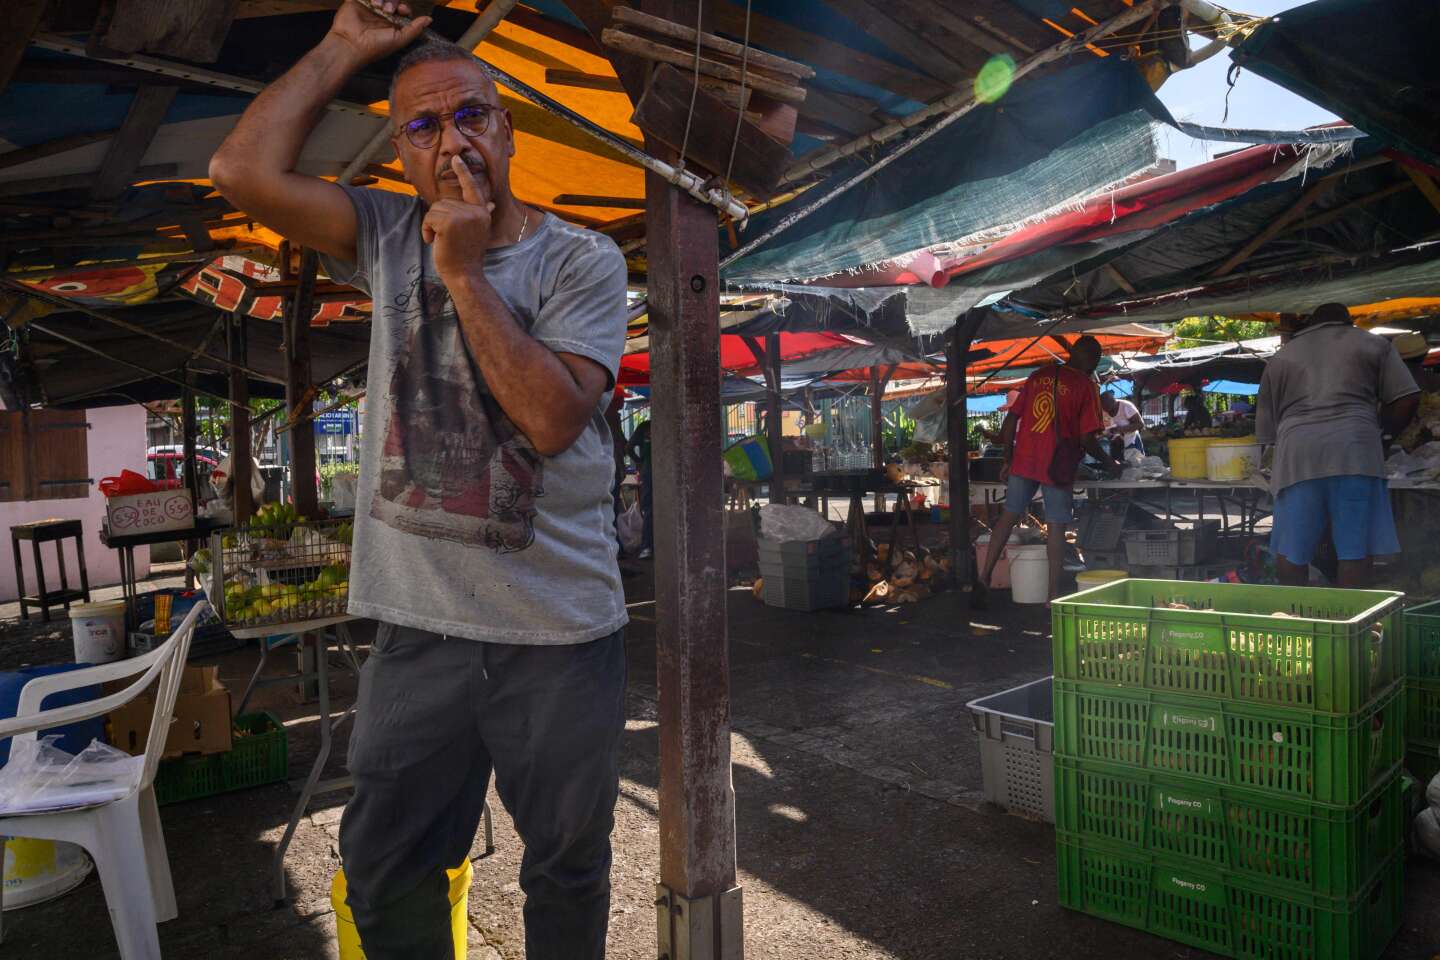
[398,104,498,149]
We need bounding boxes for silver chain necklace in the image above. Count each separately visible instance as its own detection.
[515,207,531,244]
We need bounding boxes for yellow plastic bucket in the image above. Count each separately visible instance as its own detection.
[1205,437,1261,482]
[1075,569,1128,592]
[332,858,473,959]
[1167,437,1216,479]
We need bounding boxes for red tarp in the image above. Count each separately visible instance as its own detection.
[617,332,858,386]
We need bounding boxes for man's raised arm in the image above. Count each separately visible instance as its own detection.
[209,1,430,264]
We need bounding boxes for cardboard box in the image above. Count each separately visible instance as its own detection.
[108,665,232,759]
[104,489,194,536]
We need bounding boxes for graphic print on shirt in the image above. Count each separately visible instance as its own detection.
[369,266,543,552]
[1027,373,1069,435]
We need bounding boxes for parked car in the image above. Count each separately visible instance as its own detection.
[147,450,219,501]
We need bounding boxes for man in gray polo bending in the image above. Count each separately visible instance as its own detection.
[210,3,629,956]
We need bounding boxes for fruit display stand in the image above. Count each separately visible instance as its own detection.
[199,506,364,904]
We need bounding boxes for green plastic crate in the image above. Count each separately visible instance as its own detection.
[153,712,288,806]
[1057,836,1403,960]
[1402,598,1440,681]
[1053,680,1404,806]
[1406,678,1440,745]
[1055,757,1404,897]
[1052,580,1402,715]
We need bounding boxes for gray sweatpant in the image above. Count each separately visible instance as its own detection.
[339,623,627,960]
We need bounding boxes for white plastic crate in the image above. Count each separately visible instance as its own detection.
[966,676,1055,821]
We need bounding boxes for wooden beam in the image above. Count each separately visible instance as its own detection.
[947,310,986,592]
[0,130,117,172]
[1209,178,1334,278]
[285,250,319,518]
[871,364,885,470]
[710,2,946,103]
[798,88,882,137]
[643,5,739,949]
[544,68,626,92]
[612,5,814,79]
[1104,263,1138,295]
[1285,180,1415,234]
[1403,166,1440,217]
[0,0,51,96]
[630,63,792,199]
[93,85,177,199]
[92,0,239,63]
[602,28,807,103]
[228,312,253,522]
[890,0,1019,55]
[0,163,176,197]
[553,194,647,208]
[824,0,975,83]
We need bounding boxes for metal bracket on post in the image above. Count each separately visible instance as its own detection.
[655,883,744,960]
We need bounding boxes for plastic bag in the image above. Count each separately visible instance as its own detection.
[758,504,838,542]
[0,736,142,815]
[617,501,644,553]
[911,389,948,444]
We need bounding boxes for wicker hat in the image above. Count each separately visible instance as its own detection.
[1394,332,1429,361]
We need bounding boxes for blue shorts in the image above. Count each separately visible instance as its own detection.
[1005,474,1075,524]
[1271,475,1399,565]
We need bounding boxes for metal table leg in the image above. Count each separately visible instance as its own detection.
[270,625,364,904]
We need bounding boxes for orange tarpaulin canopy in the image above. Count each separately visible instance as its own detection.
[822,328,1168,382]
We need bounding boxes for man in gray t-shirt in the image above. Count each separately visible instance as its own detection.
[211,4,627,957]
[1257,303,1419,587]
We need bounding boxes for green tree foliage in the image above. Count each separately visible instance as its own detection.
[1171,315,1269,348]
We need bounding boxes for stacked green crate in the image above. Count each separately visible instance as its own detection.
[1052,579,1406,960]
[1402,599,1440,785]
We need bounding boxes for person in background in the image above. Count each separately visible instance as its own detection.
[1257,303,1420,588]
[1182,389,1213,430]
[977,336,1122,603]
[1395,332,1439,392]
[626,418,653,560]
[1100,390,1144,459]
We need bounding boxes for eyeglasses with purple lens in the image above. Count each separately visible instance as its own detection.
[399,104,497,149]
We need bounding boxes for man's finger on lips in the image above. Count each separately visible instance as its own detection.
[451,156,482,205]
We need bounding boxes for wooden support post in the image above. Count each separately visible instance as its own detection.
[182,368,199,503]
[228,312,253,523]
[285,250,319,518]
[182,367,200,589]
[947,311,985,593]
[93,85,178,200]
[764,332,786,506]
[644,77,742,960]
[871,365,884,470]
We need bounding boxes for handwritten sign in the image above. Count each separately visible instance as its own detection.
[106,490,194,535]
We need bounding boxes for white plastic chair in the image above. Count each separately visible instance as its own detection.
[0,601,208,959]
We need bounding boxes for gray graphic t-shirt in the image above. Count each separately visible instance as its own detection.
[321,186,628,644]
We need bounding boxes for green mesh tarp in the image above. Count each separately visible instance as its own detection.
[723,57,1163,285]
[1232,0,1440,166]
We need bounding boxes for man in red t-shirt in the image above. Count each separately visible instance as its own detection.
[977,336,1120,602]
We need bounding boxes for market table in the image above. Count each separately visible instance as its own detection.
[99,518,227,629]
[225,614,365,903]
[970,477,1272,536]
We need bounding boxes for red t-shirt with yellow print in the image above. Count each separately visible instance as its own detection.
[1009,364,1104,484]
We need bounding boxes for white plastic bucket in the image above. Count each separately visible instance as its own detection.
[3,838,92,909]
[1206,438,1261,482]
[977,533,1022,589]
[1009,544,1050,604]
[69,600,126,664]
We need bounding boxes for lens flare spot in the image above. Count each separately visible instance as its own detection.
[974,55,1017,104]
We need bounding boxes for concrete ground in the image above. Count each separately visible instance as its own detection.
[0,564,1437,959]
